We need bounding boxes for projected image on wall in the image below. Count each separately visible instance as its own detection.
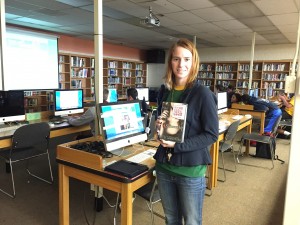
[4,28,59,90]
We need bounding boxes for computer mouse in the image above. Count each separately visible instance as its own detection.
[49,123,55,127]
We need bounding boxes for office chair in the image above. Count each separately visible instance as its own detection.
[113,171,163,225]
[0,122,53,198]
[218,119,241,182]
[237,115,282,169]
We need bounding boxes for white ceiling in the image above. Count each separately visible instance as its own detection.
[4,0,300,50]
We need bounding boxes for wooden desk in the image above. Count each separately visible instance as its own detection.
[231,103,265,134]
[208,115,252,189]
[238,110,265,134]
[56,138,155,225]
[0,121,90,149]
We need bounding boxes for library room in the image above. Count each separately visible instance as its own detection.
[0,1,299,225]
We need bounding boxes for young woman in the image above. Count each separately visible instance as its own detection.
[155,38,219,225]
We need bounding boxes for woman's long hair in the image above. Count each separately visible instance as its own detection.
[164,38,200,90]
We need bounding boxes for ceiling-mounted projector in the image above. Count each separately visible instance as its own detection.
[140,6,160,27]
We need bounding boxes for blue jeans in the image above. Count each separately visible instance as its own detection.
[264,108,282,133]
[156,170,206,225]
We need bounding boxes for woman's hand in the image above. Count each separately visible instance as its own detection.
[158,139,175,148]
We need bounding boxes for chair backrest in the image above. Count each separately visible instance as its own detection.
[271,115,282,135]
[12,122,50,150]
[224,120,240,142]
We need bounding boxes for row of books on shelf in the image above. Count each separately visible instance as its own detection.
[216,72,235,79]
[215,64,235,72]
[262,73,287,81]
[263,82,284,89]
[198,72,214,79]
[200,64,213,71]
[108,77,120,84]
[24,91,43,96]
[71,57,87,67]
[237,81,259,89]
[239,64,260,71]
[216,80,231,87]
[238,72,250,79]
[71,80,83,89]
[58,64,68,73]
[71,68,89,78]
[198,80,212,86]
[108,69,144,77]
[263,63,287,71]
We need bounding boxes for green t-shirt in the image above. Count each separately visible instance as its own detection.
[156,88,207,178]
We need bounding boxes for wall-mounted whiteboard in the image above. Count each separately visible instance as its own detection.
[3,28,59,90]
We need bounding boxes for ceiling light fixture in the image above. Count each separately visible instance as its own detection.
[140,6,160,27]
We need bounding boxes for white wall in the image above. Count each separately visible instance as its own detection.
[147,63,166,87]
[199,44,296,62]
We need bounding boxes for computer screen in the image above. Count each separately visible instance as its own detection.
[149,87,160,103]
[0,90,25,123]
[136,87,149,102]
[107,88,118,102]
[98,100,147,152]
[54,89,84,116]
[217,92,228,114]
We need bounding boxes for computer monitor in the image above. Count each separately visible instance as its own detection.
[136,87,149,102]
[98,100,147,153]
[0,90,25,124]
[217,92,228,114]
[149,87,160,103]
[54,89,84,116]
[107,88,118,102]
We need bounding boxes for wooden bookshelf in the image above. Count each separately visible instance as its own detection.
[103,58,147,97]
[198,60,293,98]
[59,53,95,98]
[24,91,53,113]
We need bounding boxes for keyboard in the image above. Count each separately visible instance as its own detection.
[126,149,156,163]
[0,124,26,132]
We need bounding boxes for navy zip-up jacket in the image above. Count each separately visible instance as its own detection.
[154,83,219,166]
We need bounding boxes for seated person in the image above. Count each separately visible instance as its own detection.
[241,94,282,135]
[67,89,109,139]
[277,94,294,136]
[126,87,148,114]
[226,84,235,107]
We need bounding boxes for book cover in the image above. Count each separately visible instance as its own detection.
[158,102,188,143]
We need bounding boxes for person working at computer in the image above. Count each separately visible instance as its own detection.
[155,38,219,225]
[241,94,282,135]
[126,87,148,114]
[67,89,109,138]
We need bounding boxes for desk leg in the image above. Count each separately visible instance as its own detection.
[209,141,219,189]
[121,183,133,225]
[260,114,265,134]
[59,164,69,225]
[245,121,252,155]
